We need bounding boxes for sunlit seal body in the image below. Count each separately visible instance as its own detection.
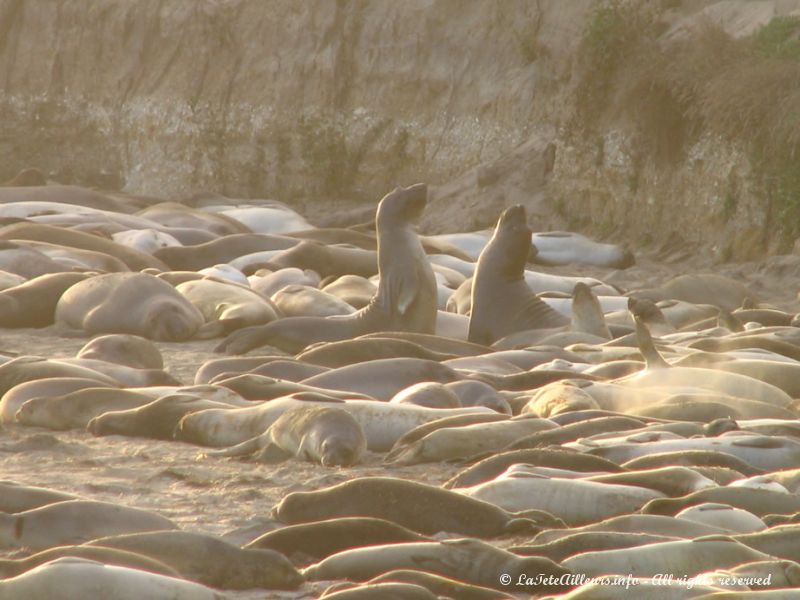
[531,231,634,268]
[246,517,428,565]
[207,405,367,466]
[0,500,176,551]
[55,273,204,341]
[216,183,437,354]
[0,557,226,600]
[76,334,163,370]
[468,205,568,345]
[87,530,303,590]
[272,476,551,538]
[0,272,92,328]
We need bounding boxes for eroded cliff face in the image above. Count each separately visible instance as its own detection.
[0,0,798,257]
[0,1,564,197]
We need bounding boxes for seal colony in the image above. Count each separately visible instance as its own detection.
[2,175,800,598]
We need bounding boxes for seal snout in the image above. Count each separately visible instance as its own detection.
[405,183,428,216]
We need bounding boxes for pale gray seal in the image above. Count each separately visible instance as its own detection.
[0,272,92,328]
[55,273,204,341]
[76,334,163,370]
[87,530,303,590]
[215,183,437,354]
[0,500,177,551]
[207,405,367,467]
[0,557,225,600]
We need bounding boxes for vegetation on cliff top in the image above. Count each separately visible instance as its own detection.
[575,1,800,246]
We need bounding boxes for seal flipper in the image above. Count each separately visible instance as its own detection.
[571,282,611,339]
[194,317,248,340]
[256,442,294,463]
[379,268,419,317]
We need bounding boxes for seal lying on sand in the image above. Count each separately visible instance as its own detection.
[55,273,204,341]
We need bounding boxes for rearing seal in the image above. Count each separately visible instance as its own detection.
[468,205,568,345]
[216,184,437,354]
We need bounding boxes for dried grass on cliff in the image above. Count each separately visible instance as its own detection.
[575,1,800,237]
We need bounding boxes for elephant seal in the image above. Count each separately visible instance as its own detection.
[531,231,634,268]
[631,273,755,311]
[385,417,558,465]
[215,183,437,355]
[622,450,764,477]
[0,481,79,513]
[676,503,767,534]
[642,486,800,518]
[0,545,180,579]
[88,394,239,440]
[176,278,282,338]
[87,530,302,590]
[153,233,298,271]
[14,387,157,430]
[389,381,461,409]
[365,570,513,600]
[111,228,182,255]
[0,557,225,600]
[512,531,679,562]
[296,337,453,368]
[320,274,376,308]
[299,357,461,400]
[468,205,569,345]
[0,500,176,550]
[561,536,772,579]
[206,405,367,467]
[246,358,329,382]
[302,538,570,594]
[245,517,429,565]
[583,466,718,497]
[272,476,555,538]
[444,448,624,489]
[508,415,645,450]
[391,412,510,450]
[55,273,204,341]
[460,469,664,526]
[137,202,249,236]
[0,272,92,328]
[0,377,110,424]
[271,284,356,318]
[0,222,167,271]
[0,356,118,398]
[76,334,163,370]
[320,582,440,600]
[249,266,321,296]
[533,514,731,545]
[175,394,490,450]
[267,240,378,279]
[734,524,800,563]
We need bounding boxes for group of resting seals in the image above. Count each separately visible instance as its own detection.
[3,173,800,597]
